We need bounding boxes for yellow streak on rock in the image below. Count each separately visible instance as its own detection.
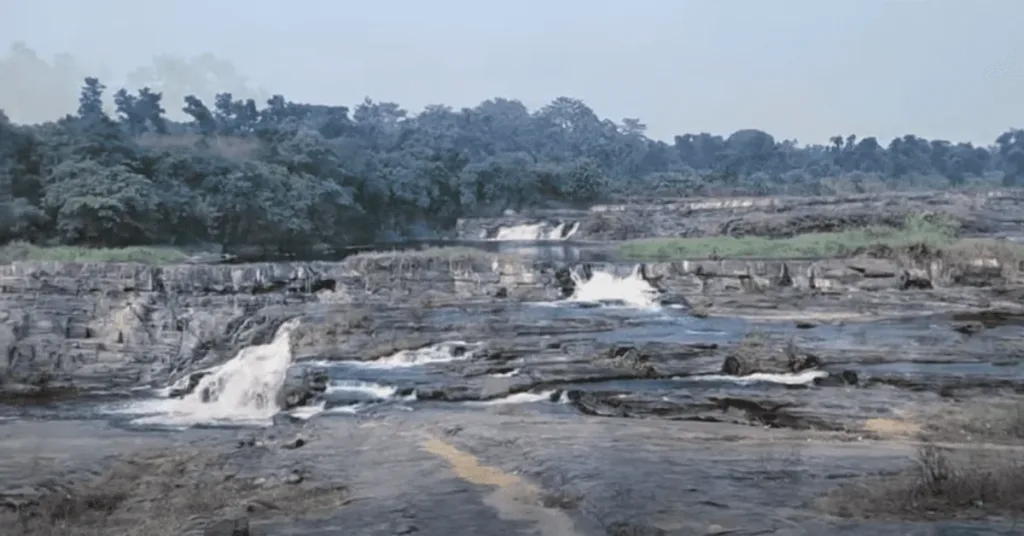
[422,437,522,488]
[864,418,923,437]
[421,436,581,536]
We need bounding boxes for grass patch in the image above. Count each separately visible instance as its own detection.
[0,241,190,265]
[342,246,500,272]
[823,402,1024,520]
[616,213,960,260]
[941,238,1024,271]
[821,443,1024,520]
[923,400,1024,444]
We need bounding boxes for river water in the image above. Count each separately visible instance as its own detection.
[3,265,1020,433]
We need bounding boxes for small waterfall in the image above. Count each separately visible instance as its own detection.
[113,318,303,427]
[568,266,661,309]
[489,221,580,241]
[560,221,581,240]
[494,223,547,240]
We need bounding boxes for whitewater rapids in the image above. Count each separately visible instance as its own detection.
[490,221,580,241]
[568,266,662,309]
[111,318,303,427]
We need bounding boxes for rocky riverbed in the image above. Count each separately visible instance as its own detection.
[456,189,1024,241]
[2,248,1024,535]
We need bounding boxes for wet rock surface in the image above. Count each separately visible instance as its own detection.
[2,248,1022,397]
[3,244,1024,533]
[457,189,1024,241]
[3,414,1023,536]
[274,367,329,410]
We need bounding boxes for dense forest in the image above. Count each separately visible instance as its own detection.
[2,76,1024,253]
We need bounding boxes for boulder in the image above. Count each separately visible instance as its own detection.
[275,366,329,410]
[721,335,822,376]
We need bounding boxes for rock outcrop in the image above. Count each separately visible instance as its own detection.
[457,190,1024,241]
[0,249,1016,398]
[275,366,329,410]
[720,335,822,377]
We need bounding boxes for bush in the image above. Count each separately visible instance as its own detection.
[821,443,1024,520]
[822,403,1024,520]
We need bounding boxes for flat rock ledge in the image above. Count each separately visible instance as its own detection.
[0,253,1017,398]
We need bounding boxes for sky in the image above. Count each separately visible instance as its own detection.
[1,0,1021,146]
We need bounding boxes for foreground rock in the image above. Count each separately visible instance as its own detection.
[3,411,1021,535]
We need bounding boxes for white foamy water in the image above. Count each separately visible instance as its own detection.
[547,221,580,240]
[467,390,565,406]
[687,369,829,385]
[327,379,403,400]
[112,318,304,427]
[290,401,327,420]
[154,366,217,398]
[569,266,661,309]
[491,221,579,241]
[295,403,365,417]
[359,341,482,369]
[325,404,362,415]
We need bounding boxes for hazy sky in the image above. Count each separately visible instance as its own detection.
[2,0,1021,145]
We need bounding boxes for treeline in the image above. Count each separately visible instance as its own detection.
[2,77,1024,253]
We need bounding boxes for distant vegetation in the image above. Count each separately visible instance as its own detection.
[3,41,1024,257]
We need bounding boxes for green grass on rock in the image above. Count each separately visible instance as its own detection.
[0,242,191,265]
[616,214,961,260]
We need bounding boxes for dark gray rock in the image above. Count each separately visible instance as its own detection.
[275,367,329,410]
[720,335,822,376]
[168,370,212,398]
[0,248,1015,399]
